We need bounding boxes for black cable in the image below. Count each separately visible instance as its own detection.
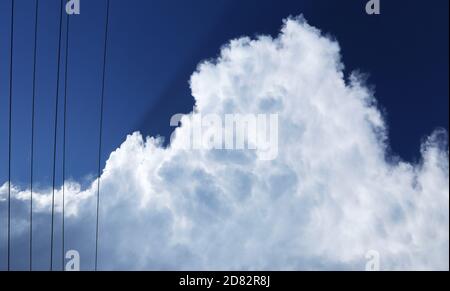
[29,0,39,272]
[7,0,15,272]
[95,0,111,271]
[61,10,70,272]
[50,0,64,271]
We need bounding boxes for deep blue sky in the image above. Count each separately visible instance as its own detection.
[0,0,448,189]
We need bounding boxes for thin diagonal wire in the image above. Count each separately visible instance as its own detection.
[95,0,111,271]
[29,0,40,272]
[50,0,64,271]
[7,0,15,272]
[61,10,70,272]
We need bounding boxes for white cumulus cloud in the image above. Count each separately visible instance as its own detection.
[1,16,448,271]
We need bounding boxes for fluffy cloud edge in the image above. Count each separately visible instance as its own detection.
[0,16,448,271]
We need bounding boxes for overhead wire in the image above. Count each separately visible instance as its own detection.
[61,6,71,272]
[95,0,111,271]
[29,0,40,271]
[50,0,65,271]
[7,0,15,272]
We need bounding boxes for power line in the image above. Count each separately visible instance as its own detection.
[95,0,111,271]
[62,9,71,272]
[7,0,15,272]
[50,0,64,271]
[29,0,40,272]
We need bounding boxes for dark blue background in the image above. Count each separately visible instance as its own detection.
[0,0,448,194]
